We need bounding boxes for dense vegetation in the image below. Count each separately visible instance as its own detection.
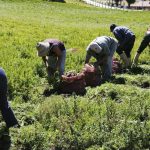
[0,0,149,149]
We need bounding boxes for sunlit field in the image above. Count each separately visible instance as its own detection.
[0,0,150,149]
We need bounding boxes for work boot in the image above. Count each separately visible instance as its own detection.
[0,129,11,150]
[132,52,140,67]
[119,53,130,68]
[0,122,10,144]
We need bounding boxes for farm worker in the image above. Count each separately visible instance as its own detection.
[0,68,19,129]
[85,36,118,81]
[110,24,135,68]
[132,27,150,66]
[36,39,66,82]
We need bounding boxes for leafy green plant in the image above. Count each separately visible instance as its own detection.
[0,0,149,149]
[11,123,49,150]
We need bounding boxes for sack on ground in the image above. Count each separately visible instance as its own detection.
[112,58,122,74]
[82,64,101,87]
[58,71,86,95]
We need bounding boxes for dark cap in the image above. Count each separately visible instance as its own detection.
[110,24,117,32]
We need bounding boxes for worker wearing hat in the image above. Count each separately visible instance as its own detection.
[85,36,118,81]
[110,24,135,68]
[36,39,66,82]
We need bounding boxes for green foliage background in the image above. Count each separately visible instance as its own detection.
[0,0,150,149]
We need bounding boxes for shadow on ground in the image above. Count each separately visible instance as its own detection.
[43,88,58,97]
[110,76,126,84]
[141,81,150,88]
[128,66,150,75]
[43,88,87,97]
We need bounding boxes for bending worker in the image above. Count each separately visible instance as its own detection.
[132,27,150,66]
[36,39,66,82]
[0,68,19,129]
[85,36,118,81]
[110,24,135,68]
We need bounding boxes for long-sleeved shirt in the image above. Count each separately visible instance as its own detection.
[137,33,150,54]
[113,26,135,47]
[86,36,117,62]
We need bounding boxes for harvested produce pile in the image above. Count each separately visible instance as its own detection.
[58,59,122,94]
[61,71,85,83]
[58,64,102,94]
[82,64,101,87]
[58,71,86,95]
[112,58,122,74]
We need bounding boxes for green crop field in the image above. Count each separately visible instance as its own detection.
[0,0,150,149]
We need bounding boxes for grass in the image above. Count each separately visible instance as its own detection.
[0,0,150,149]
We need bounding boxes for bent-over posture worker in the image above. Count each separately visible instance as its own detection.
[0,68,19,129]
[85,36,118,81]
[110,24,135,68]
[36,39,66,82]
[132,27,150,66]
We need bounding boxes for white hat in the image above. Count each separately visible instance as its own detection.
[86,42,102,54]
[36,42,50,57]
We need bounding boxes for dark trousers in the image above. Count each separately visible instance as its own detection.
[137,34,150,54]
[116,35,135,58]
[0,68,18,128]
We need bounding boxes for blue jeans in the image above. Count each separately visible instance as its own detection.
[46,50,66,77]
[116,35,135,58]
[0,68,18,128]
[100,40,118,80]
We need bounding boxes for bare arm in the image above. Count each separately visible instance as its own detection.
[85,53,91,64]
[42,56,47,66]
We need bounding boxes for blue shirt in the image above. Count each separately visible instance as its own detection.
[113,26,135,44]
